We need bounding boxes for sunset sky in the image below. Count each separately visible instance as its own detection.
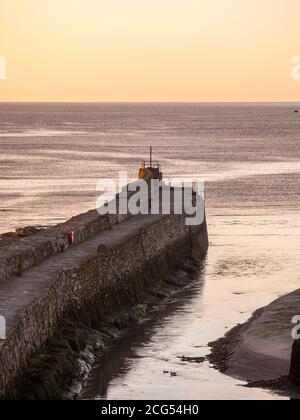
[0,0,300,102]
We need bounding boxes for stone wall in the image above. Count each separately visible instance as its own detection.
[0,210,130,284]
[0,212,208,398]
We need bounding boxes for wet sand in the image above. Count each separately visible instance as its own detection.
[209,289,300,396]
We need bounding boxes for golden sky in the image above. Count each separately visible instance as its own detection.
[0,0,300,102]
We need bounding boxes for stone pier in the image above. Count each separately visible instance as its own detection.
[0,184,208,399]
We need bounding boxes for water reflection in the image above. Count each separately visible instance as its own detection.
[82,270,206,400]
[83,208,299,400]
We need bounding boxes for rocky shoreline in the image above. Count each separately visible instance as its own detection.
[208,290,300,399]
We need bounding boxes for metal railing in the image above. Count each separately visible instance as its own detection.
[141,160,161,170]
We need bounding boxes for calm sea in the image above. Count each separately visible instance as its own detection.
[1,102,300,399]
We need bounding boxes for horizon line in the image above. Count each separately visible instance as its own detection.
[0,100,300,104]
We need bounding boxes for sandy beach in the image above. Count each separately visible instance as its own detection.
[209,289,300,395]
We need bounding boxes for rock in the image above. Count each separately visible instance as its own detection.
[97,244,110,254]
[178,356,206,363]
[80,348,95,365]
[77,359,91,380]
[15,226,44,237]
[69,382,82,397]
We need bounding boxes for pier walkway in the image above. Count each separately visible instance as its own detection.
[0,214,164,350]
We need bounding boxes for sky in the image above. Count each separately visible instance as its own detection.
[0,0,300,102]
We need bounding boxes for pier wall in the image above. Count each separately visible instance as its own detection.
[0,210,208,398]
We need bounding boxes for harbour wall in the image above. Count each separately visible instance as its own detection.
[0,208,208,398]
[0,210,130,284]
